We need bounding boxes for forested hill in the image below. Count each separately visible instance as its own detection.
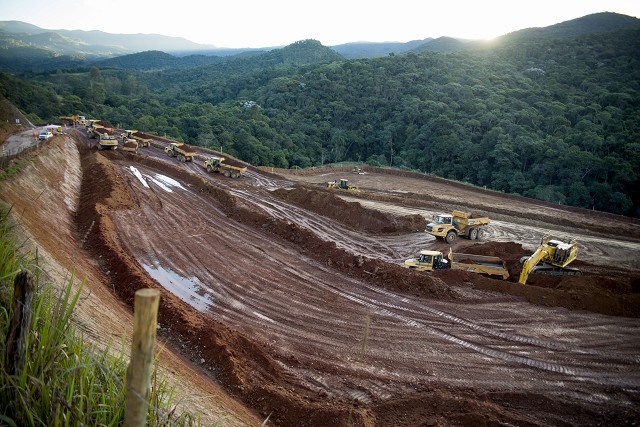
[1,14,639,217]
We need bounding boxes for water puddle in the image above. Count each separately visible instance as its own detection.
[129,166,150,188]
[142,263,214,311]
[126,167,187,193]
[146,176,173,192]
[153,174,187,191]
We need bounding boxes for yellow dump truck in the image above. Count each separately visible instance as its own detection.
[404,249,509,280]
[121,130,151,147]
[122,139,139,153]
[203,156,247,178]
[164,142,196,162]
[425,210,490,243]
[59,115,86,126]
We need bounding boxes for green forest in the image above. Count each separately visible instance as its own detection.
[1,26,639,217]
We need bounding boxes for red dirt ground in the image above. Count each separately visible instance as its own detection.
[2,129,640,426]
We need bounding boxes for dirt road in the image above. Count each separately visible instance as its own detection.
[2,130,639,426]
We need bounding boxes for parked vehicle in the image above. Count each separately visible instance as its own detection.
[38,131,53,140]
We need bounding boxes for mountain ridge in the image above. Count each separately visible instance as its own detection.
[1,12,638,60]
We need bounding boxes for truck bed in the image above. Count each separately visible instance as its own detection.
[450,253,509,280]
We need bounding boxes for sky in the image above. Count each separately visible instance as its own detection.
[2,0,640,48]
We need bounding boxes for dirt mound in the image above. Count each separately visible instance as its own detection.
[79,149,458,425]
[442,241,640,317]
[272,186,426,234]
[30,139,639,427]
[274,166,640,240]
[459,241,529,278]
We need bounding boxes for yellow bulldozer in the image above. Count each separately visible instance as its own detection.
[327,179,358,191]
[518,235,579,285]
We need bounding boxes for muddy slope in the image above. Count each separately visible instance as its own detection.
[75,145,640,426]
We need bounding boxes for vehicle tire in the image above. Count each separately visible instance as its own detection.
[231,171,239,179]
[445,231,457,244]
[207,165,213,173]
[477,229,484,240]
[224,170,231,177]
[166,150,172,157]
[178,154,185,162]
[469,228,478,240]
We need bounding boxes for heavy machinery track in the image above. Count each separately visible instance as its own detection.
[3,131,639,426]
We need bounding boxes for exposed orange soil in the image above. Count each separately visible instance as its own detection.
[2,130,639,426]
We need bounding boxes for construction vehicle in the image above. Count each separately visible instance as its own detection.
[97,132,119,150]
[84,120,117,150]
[86,120,115,139]
[122,139,139,153]
[86,121,103,139]
[164,142,196,162]
[353,166,365,175]
[59,115,86,126]
[518,235,579,285]
[121,130,151,147]
[425,210,490,244]
[405,249,509,280]
[44,124,63,135]
[203,156,247,178]
[327,179,358,191]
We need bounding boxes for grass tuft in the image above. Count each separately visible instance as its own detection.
[0,209,207,426]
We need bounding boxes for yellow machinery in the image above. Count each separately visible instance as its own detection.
[204,156,247,178]
[518,235,579,284]
[425,210,490,244]
[121,130,151,147]
[405,249,509,280]
[404,250,448,272]
[97,133,119,151]
[164,142,196,162]
[122,139,139,153]
[59,115,86,126]
[327,178,358,191]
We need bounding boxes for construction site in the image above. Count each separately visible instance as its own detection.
[1,121,639,426]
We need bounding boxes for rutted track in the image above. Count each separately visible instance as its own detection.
[94,136,640,425]
[8,131,638,426]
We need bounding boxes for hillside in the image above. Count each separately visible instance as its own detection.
[1,117,639,425]
[1,13,639,219]
[3,12,639,71]
[95,50,227,71]
[500,11,640,41]
[0,20,215,53]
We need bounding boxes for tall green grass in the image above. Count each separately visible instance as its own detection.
[0,209,208,426]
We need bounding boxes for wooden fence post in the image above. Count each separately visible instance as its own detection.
[124,288,161,427]
[5,271,34,375]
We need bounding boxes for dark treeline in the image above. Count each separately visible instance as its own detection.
[1,32,639,217]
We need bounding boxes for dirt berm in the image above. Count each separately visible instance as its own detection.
[3,133,639,426]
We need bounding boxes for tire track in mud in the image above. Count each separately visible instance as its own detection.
[310,275,640,388]
[113,161,640,404]
[227,188,406,262]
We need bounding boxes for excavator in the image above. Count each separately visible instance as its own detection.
[518,235,579,285]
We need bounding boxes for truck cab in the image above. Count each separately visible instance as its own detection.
[425,214,454,238]
[404,250,448,272]
[434,214,453,225]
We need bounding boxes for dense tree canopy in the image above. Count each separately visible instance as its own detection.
[1,32,639,216]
